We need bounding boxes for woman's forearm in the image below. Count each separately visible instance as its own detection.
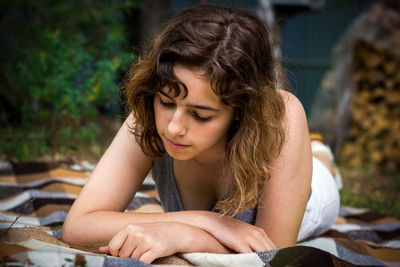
[61,209,217,246]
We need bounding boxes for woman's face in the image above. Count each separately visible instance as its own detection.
[154,64,234,163]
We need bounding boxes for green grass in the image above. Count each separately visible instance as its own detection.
[338,164,400,218]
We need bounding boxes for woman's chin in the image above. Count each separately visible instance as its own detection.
[165,148,194,161]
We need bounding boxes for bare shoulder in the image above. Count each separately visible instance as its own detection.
[277,90,305,115]
[279,90,308,134]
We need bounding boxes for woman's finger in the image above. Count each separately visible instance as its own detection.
[118,241,137,258]
[257,232,276,251]
[236,245,253,254]
[249,237,275,252]
[99,246,110,254]
[255,233,275,251]
[264,238,276,251]
[139,249,159,264]
[107,229,128,256]
[131,246,151,260]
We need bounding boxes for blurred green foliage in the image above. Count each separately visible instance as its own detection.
[0,0,140,160]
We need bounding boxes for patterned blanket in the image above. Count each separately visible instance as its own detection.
[0,161,399,266]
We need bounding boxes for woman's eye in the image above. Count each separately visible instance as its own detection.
[159,98,175,108]
[193,112,212,122]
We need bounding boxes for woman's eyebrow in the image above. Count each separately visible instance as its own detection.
[158,91,220,112]
[186,103,220,112]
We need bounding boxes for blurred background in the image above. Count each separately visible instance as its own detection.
[0,0,399,216]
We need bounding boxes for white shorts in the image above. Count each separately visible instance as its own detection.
[297,157,340,241]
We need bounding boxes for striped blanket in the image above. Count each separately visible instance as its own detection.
[1,161,399,266]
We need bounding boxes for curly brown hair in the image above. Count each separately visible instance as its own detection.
[125,4,286,215]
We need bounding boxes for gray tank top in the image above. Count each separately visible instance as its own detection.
[151,154,257,224]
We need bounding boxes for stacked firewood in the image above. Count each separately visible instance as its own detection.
[339,39,400,169]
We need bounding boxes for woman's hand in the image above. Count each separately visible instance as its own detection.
[99,223,178,263]
[99,221,230,264]
[200,212,276,253]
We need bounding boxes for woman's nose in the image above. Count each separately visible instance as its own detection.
[168,110,187,136]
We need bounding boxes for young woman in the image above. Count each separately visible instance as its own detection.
[61,5,340,264]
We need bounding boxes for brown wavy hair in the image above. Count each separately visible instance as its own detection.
[125,5,286,215]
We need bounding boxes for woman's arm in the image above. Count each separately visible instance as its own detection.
[255,90,313,248]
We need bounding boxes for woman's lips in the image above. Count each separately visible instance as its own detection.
[165,137,189,149]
